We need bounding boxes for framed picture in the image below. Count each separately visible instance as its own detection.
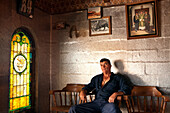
[89,16,111,36]
[88,7,102,19]
[17,0,34,18]
[125,0,158,39]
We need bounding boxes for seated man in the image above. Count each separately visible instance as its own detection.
[69,58,132,113]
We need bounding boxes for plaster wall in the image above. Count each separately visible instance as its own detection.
[51,0,170,112]
[0,0,50,113]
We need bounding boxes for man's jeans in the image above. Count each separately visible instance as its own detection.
[69,99,122,113]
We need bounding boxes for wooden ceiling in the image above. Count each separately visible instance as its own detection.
[34,0,136,14]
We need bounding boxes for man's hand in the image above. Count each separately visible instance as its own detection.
[80,90,87,101]
[108,92,118,103]
[108,91,124,103]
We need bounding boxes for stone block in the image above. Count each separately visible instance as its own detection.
[60,42,87,52]
[111,28,127,38]
[127,39,148,50]
[0,49,10,74]
[132,50,170,62]
[163,26,170,37]
[158,74,170,87]
[64,11,87,22]
[157,0,165,25]
[158,87,170,95]
[112,17,126,28]
[75,20,89,30]
[125,51,133,61]
[131,50,161,62]
[142,75,158,86]
[104,6,126,19]
[51,73,60,90]
[126,74,158,86]
[60,52,91,64]
[157,50,170,62]
[145,63,158,75]
[0,30,12,49]
[164,13,170,25]
[60,39,129,53]
[146,38,170,50]
[121,73,145,86]
[163,0,170,22]
[61,63,101,75]
[125,62,145,75]
[0,76,9,113]
[157,63,170,75]
[61,75,92,87]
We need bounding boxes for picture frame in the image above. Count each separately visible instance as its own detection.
[89,16,111,36]
[17,0,34,19]
[88,7,102,19]
[125,0,158,39]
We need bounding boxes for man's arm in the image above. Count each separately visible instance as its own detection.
[108,91,124,103]
[80,76,97,101]
[80,89,87,101]
[108,74,132,103]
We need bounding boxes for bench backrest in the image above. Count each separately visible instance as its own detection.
[124,86,169,113]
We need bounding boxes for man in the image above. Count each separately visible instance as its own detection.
[134,12,139,32]
[139,11,144,27]
[144,11,150,31]
[69,58,132,113]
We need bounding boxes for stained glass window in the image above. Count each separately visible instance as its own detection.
[9,29,32,113]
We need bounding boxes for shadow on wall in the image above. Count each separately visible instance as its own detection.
[113,60,145,86]
[113,60,170,112]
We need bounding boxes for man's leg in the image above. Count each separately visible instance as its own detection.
[101,103,122,113]
[69,102,100,113]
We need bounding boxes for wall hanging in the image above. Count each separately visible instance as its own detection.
[89,16,111,36]
[125,0,158,39]
[87,7,102,19]
[17,0,34,18]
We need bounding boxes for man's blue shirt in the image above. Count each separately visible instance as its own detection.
[82,72,132,101]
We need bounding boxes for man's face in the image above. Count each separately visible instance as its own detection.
[100,61,111,74]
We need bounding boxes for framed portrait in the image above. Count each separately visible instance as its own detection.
[88,7,102,19]
[89,16,111,36]
[17,0,34,18]
[125,0,158,39]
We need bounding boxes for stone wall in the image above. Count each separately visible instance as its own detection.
[0,0,50,113]
[51,0,170,112]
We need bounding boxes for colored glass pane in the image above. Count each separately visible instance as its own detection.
[9,30,32,113]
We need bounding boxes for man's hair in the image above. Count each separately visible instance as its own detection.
[100,58,111,65]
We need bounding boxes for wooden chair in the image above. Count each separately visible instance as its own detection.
[49,84,94,113]
[124,86,170,113]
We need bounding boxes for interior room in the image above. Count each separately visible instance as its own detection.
[0,0,170,113]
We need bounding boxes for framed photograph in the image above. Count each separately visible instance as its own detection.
[125,0,158,39]
[88,7,102,19]
[17,0,34,18]
[89,16,111,36]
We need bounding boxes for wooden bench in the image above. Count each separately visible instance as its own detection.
[49,84,95,113]
[49,84,122,113]
[124,86,170,113]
